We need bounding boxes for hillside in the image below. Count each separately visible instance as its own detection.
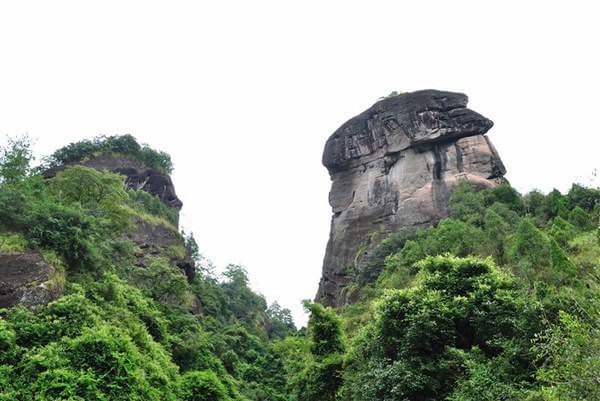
[1,128,599,401]
[0,135,296,400]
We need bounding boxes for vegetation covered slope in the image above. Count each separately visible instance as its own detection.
[0,136,296,401]
[272,182,598,401]
[1,135,598,400]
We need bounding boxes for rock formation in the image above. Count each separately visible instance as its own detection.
[316,90,506,307]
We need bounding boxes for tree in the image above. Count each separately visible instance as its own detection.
[222,264,250,287]
[568,206,593,230]
[178,370,231,401]
[48,165,126,207]
[510,218,552,283]
[422,219,484,257]
[450,180,486,226]
[0,135,33,185]
[266,302,296,339]
[48,165,130,230]
[482,182,525,213]
[543,189,568,220]
[49,135,173,173]
[303,302,344,358]
[548,216,576,247]
[532,311,600,400]
[566,183,600,212]
[483,209,510,263]
[296,302,345,401]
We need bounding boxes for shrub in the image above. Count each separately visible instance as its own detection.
[128,189,177,225]
[450,180,486,226]
[0,135,33,185]
[178,370,230,401]
[568,206,593,230]
[532,311,600,400]
[346,255,539,401]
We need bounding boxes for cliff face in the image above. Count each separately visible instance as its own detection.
[316,90,506,307]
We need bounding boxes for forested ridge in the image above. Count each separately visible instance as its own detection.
[0,136,598,400]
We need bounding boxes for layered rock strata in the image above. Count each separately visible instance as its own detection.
[316,90,506,307]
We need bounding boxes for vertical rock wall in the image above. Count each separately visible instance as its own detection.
[316,90,506,307]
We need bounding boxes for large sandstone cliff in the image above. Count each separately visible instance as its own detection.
[316,90,506,307]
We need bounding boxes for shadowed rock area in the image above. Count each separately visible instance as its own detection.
[316,90,506,307]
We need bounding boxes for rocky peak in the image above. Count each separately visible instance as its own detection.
[317,90,506,307]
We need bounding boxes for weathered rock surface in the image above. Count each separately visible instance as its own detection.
[0,252,63,309]
[316,90,506,307]
[128,219,195,282]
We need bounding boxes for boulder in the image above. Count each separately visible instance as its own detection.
[0,252,63,309]
[128,219,195,282]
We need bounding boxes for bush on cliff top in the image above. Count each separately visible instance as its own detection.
[47,134,173,173]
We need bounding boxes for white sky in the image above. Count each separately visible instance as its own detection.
[1,1,599,326]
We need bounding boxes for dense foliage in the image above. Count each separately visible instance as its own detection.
[1,136,598,400]
[0,137,296,400]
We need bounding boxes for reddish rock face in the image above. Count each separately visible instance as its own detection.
[317,90,506,307]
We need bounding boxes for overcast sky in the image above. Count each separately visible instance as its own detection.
[2,1,599,325]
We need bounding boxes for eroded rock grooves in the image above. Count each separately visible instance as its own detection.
[316,90,506,307]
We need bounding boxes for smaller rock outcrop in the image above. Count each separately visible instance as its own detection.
[0,252,63,309]
[43,153,194,283]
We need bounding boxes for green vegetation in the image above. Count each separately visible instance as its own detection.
[1,136,598,400]
[379,91,404,100]
[0,136,295,400]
